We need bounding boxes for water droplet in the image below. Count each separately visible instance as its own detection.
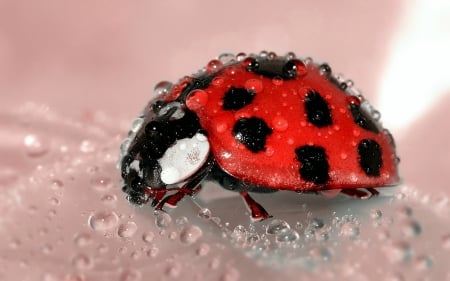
[73,232,92,247]
[206,59,223,73]
[212,77,225,86]
[142,231,155,243]
[442,233,450,249]
[176,216,188,226]
[196,243,210,256]
[24,134,48,157]
[236,52,246,61]
[48,197,60,205]
[165,262,182,278]
[220,267,240,281]
[147,247,159,258]
[72,253,93,270]
[120,269,141,281]
[385,241,413,263]
[414,255,433,271]
[118,221,138,238]
[88,211,119,232]
[272,116,288,131]
[272,76,283,86]
[100,194,117,204]
[155,212,172,228]
[266,219,290,234]
[97,243,108,254]
[244,79,263,93]
[42,243,53,254]
[310,217,324,229]
[340,222,360,240]
[397,206,413,218]
[218,53,235,64]
[319,63,332,75]
[370,209,383,220]
[186,89,208,111]
[310,246,332,262]
[198,208,211,220]
[275,228,299,244]
[180,225,203,244]
[154,81,173,96]
[401,220,421,237]
[90,175,113,191]
[231,225,247,244]
[168,231,177,240]
[79,140,95,153]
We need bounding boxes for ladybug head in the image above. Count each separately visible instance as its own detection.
[119,100,209,205]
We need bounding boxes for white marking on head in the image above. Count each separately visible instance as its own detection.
[158,133,210,185]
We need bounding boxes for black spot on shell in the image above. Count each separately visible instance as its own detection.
[358,139,382,177]
[222,87,255,111]
[304,90,333,127]
[349,103,380,133]
[295,145,330,184]
[232,117,272,153]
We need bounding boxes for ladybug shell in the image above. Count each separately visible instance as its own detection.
[164,57,399,192]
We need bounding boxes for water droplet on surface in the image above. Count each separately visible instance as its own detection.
[186,89,208,111]
[48,197,60,205]
[100,194,117,204]
[176,216,188,226]
[275,228,300,244]
[24,134,48,157]
[73,232,92,247]
[272,116,288,131]
[180,225,203,245]
[120,268,141,281]
[206,59,223,73]
[165,262,182,278]
[147,247,159,258]
[90,175,113,191]
[231,225,247,245]
[310,217,324,229]
[155,212,172,228]
[442,233,450,249]
[266,219,290,235]
[196,243,210,256]
[310,246,333,262]
[79,140,95,153]
[370,209,383,220]
[220,267,240,281]
[401,220,421,237]
[385,241,413,264]
[218,53,235,64]
[397,206,413,218]
[340,222,360,239]
[244,79,263,93]
[142,231,155,243]
[236,52,246,61]
[154,81,173,96]
[272,76,283,86]
[88,211,119,232]
[72,253,93,270]
[198,208,211,220]
[118,221,138,238]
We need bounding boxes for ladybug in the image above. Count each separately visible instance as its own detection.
[119,52,400,221]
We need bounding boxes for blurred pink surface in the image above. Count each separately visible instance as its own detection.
[1,1,450,280]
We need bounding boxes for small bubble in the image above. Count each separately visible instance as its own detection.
[231,225,247,244]
[272,116,288,131]
[155,212,172,228]
[142,231,155,243]
[168,231,177,240]
[212,77,225,86]
[196,243,210,256]
[49,197,60,206]
[9,238,21,249]
[310,246,332,262]
[176,216,189,226]
[79,140,95,153]
[73,232,92,247]
[385,241,413,264]
[266,219,290,235]
[198,208,211,220]
[180,225,203,245]
[72,253,93,270]
[117,221,138,238]
[206,59,223,73]
[90,175,113,191]
[275,228,299,244]
[401,220,421,237]
[397,206,413,218]
[97,243,108,254]
[42,244,53,254]
[147,247,159,258]
[88,211,119,232]
[340,222,360,240]
[130,118,144,133]
[414,255,433,271]
[100,194,117,204]
[119,269,141,281]
[51,179,64,190]
[236,52,246,61]
[165,262,182,278]
[24,134,48,157]
[244,79,263,93]
[153,81,173,96]
[370,209,383,220]
[220,267,240,281]
[272,76,283,86]
[186,89,208,111]
[310,217,324,229]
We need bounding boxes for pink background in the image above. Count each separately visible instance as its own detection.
[1,1,450,280]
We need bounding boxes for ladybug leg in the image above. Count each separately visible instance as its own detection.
[340,188,379,199]
[156,156,214,211]
[240,191,271,221]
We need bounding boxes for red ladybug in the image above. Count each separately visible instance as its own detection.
[119,52,400,221]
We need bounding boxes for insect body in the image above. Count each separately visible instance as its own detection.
[119,52,399,220]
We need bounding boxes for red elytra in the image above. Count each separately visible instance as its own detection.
[165,58,399,192]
